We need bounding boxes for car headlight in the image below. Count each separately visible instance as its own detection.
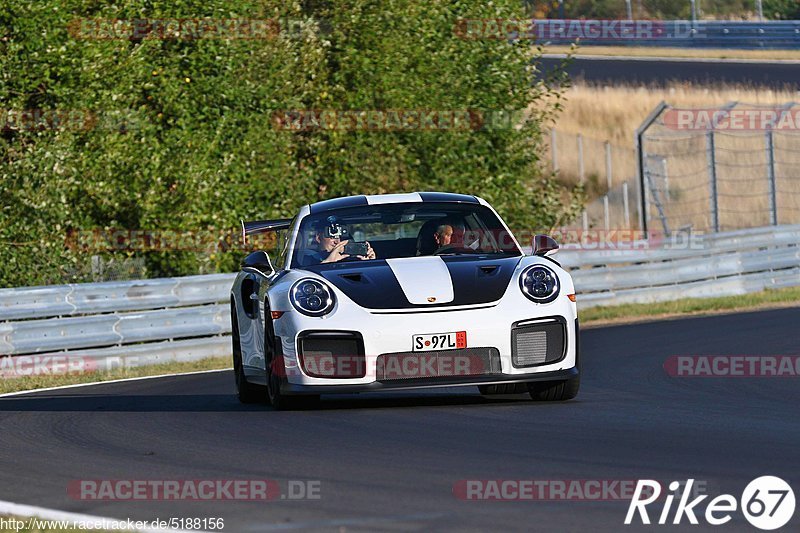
[519,265,560,303]
[290,278,336,317]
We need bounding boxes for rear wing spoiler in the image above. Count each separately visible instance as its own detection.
[241,218,293,244]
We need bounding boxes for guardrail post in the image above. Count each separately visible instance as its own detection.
[706,130,720,233]
[605,141,613,190]
[603,195,610,232]
[765,128,777,226]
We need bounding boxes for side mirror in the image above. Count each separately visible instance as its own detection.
[532,234,559,257]
[242,250,274,276]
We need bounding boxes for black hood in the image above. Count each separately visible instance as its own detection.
[301,255,522,310]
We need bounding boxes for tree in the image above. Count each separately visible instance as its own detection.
[0,0,580,287]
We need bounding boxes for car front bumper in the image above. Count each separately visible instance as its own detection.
[272,291,579,394]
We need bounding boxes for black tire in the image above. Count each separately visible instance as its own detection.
[231,304,267,404]
[264,302,320,411]
[478,383,528,395]
[526,376,580,401]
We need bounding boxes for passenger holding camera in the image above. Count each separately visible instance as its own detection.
[311,221,375,264]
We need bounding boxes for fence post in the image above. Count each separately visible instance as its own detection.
[551,129,558,173]
[577,134,585,183]
[765,128,777,226]
[582,211,589,233]
[706,130,720,233]
[603,195,610,232]
[636,101,669,236]
[623,181,631,228]
[605,141,613,190]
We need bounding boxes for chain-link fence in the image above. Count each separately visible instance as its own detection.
[637,102,800,235]
[548,129,642,232]
[549,103,800,235]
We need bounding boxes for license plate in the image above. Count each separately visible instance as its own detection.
[412,331,467,352]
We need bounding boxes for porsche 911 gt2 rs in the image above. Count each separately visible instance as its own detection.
[230,192,579,409]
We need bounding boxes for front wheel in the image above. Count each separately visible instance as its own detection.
[264,305,320,411]
[527,376,580,401]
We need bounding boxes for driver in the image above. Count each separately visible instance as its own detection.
[308,218,375,264]
[432,220,465,253]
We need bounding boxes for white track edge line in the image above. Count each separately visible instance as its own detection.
[0,368,231,398]
[0,498,203,533]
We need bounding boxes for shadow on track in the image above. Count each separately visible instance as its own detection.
[0,390,556,412]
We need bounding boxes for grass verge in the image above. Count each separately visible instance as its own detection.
[0,356,230,395]
[546,45,800,61]
[580,286,800,326]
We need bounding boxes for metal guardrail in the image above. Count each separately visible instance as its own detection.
[0,273,236,371]
[563,224,800,309]
[541,20,800,49]
[0,225,798,372]
[0,273,235,321]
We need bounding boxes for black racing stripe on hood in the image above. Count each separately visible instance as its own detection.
[309,195,368,214]
[304,261,410,309]
[418,192,478,204]
[301,256,522,310]
[444,255,521,305]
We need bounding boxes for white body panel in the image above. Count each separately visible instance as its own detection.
[385,257,454,304]
[231,193,579,394]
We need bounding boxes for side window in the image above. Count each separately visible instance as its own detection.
[241,278,257,318]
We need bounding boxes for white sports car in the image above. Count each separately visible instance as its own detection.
[231,192,579,409]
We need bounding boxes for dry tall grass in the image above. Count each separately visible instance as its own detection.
[545,83,800,231]
[557,83,800,146]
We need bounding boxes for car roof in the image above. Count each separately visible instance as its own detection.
[307,192,481,215]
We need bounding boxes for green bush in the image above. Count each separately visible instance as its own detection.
[0,0,581,287]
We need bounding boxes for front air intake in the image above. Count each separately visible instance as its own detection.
[511,318,566,368]
[297,331,366,378]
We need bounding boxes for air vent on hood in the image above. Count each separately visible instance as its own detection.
[479,265,499,276]
[339,273,363,283]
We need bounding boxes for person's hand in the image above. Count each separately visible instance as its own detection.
[321,240,350,263]
[359,241,376,260]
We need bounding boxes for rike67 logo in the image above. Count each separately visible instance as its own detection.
[626,477,795,530]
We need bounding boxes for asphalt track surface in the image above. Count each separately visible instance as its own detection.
[539,56,800,87]
[1,307,798,532]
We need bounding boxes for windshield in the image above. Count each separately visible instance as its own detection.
[291,202,521,268]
